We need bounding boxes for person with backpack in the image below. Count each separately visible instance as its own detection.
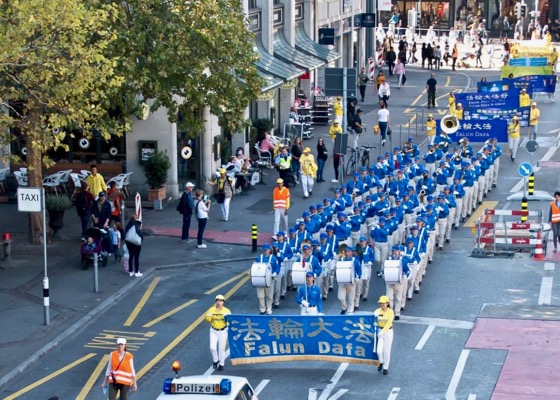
[75,181,95,238]
[207,168,234,222]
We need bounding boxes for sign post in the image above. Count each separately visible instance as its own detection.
[17,187,49,326]
[518,162,533,198]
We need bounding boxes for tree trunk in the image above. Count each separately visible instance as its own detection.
[27,135,45,245]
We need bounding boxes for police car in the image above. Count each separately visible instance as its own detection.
[156,361,258,400]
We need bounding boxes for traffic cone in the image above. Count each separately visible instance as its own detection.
[532,230,545,261]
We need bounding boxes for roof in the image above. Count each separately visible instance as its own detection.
[273,29,325,70]
[295,25,341,63]
[254,37,304,82]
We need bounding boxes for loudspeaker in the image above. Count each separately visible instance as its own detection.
[334,133,348,155]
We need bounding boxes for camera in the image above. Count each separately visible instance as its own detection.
[203,194,210,202]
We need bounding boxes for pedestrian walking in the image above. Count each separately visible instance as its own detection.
[358,67,369,102]
[528,102,540,140]
[194,189,211,249]
[91,191,112,229]
[124,214,143,277]
[316,137,328,182]
[351,108,364,149]
[300,147,318,199]
[549,191,560,253]
[296,271,323,315]
[75,181,94,238]
[177,182,195,242]
[205,294,231,371]
[507,116,520,162]
[207,168,234,221]
[272,178,290,239]
[374,295,394,375]
[376,103,390,147]
[426,73,437,109]
[451,44,459,71]
[100,338,138,400]
[378,79,391,108]
[394,59,405,88]
[291,136,303,184]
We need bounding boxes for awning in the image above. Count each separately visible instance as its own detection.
[295,25,341,63]
[257,69,283,93]
[255,37,305,82]
[274,30,325,70]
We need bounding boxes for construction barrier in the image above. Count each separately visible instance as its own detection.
[472,208,549,257]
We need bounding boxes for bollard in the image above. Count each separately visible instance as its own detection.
[252,224,258,253]
[1,232,12,268]
[532,230,545,261]
[521,197,528,222]
[93,253,99,293]
[528,173,535,196]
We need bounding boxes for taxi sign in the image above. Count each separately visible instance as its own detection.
[518,162,533,178]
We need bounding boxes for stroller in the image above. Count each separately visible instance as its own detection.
[81,227,109,269]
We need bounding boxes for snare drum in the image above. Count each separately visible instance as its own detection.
[251,262,272,287]
[361,262,372,281]
[383,259,402,284]
[291,261,310,285]
[335,260,355,284]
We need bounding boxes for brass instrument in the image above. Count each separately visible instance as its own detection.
[440,114,460,134]
[419,189,426,204]
[429,148,435,154]
[338,243,348,258]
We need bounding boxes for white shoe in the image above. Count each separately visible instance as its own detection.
[135,272,143,277]
[129,272,134,277]
[331,179,339,183]
[198,244,207,249]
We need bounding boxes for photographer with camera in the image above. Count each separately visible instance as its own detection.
[194,189,212,249]
[100,338,137,400]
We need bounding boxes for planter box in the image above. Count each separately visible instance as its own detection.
[147,186,166,201]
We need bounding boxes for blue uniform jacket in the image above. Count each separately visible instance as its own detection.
[296,284,323,312]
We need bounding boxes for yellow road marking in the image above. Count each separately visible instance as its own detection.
[3,353,97,400]
[143,299,198,328]
[437,109,447,115]
[124,277,160,326]
[404,107,416,113]
[136,274,251,379]
[464,201,498,228]
[410,93,424,106]
[445,76,451,87]
[76,354,108,400]
[404,114,417,128]
[204,269,249,295]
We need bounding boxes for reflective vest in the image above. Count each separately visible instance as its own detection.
[109,351,134,386]
[273,187,290,209]
[278,155,291,170]
[551,202,560,223]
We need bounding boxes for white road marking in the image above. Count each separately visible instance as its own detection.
[544,262,555,271]
[203,349,230,376]
[538,277,553,305]
[398,315,474,329]
[308,388,318,400]
[445,349,470,400]
[318,363,349,400]
[415,325,436,350]
[254,379,270,396]
[328,389,348,400]
[387,387,401,400]
[467,394,477,400]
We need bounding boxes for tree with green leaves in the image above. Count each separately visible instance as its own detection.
[103,0,262,136]
[0,0,123,244]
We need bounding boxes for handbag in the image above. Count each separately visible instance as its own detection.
[214,192,226,204]
[387,126,392,136]
[402,74,407,84]
[125,225,141,246]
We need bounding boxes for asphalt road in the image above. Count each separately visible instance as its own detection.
[1,63,559,400]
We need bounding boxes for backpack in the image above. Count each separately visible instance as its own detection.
[347,114,356,129]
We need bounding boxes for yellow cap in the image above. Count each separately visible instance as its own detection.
[512,116,518,120]
[378,295,390,304]
[276,178,284,184]
[532,102,537,106]
[215,294,225,301]
[219,168,226,173]
[428,113,433,118]
[304,147,311,153]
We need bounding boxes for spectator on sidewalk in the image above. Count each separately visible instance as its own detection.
[85,164,107,199]
[376,103,390,147]
[358,67,369,102]
[386,47,397,76]
[426,73,437,109]
[194,189,211,249]
[291,136,303,184]
[125,214,143,277]
[107,181,123,224]
[91,191,112,229]
[316,137,328,183]
[75,181,95,238]
[177,182,195,242]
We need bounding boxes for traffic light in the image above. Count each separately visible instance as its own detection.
[520,4,527,18]
[515,3,521,19]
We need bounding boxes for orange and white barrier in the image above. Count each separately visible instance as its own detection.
[532,230,546,261]
[484,209,541,217]
[368,57,376,82]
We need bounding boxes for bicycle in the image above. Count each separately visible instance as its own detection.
[345,145,376,176]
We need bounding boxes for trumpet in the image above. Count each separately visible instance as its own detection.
[435,167,443,175]
[429,148,435,154]
[419,189,426,203]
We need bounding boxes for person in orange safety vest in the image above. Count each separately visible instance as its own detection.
[101,338,137,400]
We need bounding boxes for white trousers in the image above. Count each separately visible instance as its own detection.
[509,137,520,159]
[377,328,394,370]
[257,286,274,314]
[209,327,228,366]
[301,174,314,197]
[454,198,463,225]
[446,208,456,239]
[386,282,403,316]
[221,197,231,220]
[374,242,389,273]
[338,282,357,313]
[273,208,288,236]
[407,263,419,298]
[436,218,447,248]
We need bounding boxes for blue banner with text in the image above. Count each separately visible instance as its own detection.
[227,314,379,365]
[504,75,557,93]
[436,119,508,142]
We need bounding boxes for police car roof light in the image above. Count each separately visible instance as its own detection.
[172,360,182,373]
[163,378,173,394]
[220,379,232,395]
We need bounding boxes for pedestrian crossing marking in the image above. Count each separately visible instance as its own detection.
[85,330,156,350]
[464,201,499,228]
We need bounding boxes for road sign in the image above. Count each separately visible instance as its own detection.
[525,140,538,153]
[324,68,357,98]
[17,187,42,212]
[518,162,533,178]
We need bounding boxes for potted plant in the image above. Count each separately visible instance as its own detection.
[143,150,171,201]
[45,195,73,234]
